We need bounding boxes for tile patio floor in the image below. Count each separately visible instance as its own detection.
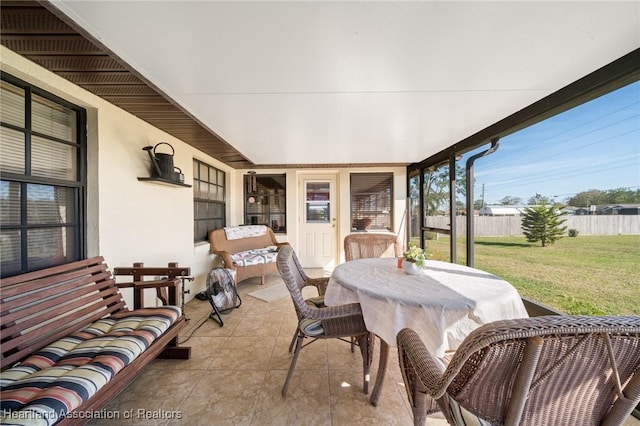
[89,271,639,426]
[88,270,446,425]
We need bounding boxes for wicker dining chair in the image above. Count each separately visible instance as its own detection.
[276,245,374,397]
[280,252,329,354]
[397,315,640,426]
[344,233,402,262]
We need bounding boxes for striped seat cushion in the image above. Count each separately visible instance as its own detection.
[0,306,181,426]
[299,318,324,336]
[305,296,325,308]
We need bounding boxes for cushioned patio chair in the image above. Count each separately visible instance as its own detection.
[277,245,374,397]
[344,233,401,262]
[396,315,640,426]
[280,252,329,354]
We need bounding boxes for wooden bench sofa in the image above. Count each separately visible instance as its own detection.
[209,225,288,285]
[0,256,191,426]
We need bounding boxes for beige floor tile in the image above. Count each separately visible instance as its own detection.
[252,370,332,426]
[328,369,412,426]
[149,336,227,371]
[88,369,204,426]
[85,270,635,426]
[213,336,277,371]
[176,369,267,425]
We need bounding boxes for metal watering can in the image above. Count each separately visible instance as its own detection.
[142,142,175,180]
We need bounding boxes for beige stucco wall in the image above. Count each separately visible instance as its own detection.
[1,46,407,306]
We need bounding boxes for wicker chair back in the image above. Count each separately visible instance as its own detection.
[344,233,401,261]
[397,315,640,426]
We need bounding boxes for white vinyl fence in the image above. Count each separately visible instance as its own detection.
[422,215,640,237]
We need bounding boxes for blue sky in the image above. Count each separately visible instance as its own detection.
[468,80,640,205]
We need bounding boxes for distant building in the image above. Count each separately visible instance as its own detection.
[479,205,529,216]
[573,207,591,215]
[567,204,640,215]
[600,204,640,215]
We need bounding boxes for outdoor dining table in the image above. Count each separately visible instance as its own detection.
[324,257,529,406]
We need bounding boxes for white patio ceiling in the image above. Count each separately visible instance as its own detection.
[49,1,639,166]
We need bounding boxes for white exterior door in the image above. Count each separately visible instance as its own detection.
[298,174,338,268]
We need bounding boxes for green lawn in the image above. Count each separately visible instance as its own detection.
[424,235,640,315]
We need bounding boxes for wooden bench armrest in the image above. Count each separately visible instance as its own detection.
[115,279,181,309]
[113,263,191,310]
[115,278,180,290]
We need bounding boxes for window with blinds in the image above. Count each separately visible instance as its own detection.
[193,159,226,242]
[350,173,393,232]
[0,74,86,277]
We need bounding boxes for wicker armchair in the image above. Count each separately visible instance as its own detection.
[344,233,401,261]
[280,250,329,353]
[277,245,374,397]
[397,315,640,426]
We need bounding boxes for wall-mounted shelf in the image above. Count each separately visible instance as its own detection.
[137,177,192,188]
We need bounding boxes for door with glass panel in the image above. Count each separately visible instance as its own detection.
[298,174,338,268]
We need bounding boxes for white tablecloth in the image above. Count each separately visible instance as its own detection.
[325,258,529,357]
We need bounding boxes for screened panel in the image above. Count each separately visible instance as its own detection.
[31,136,77,180]
[0,80,25,127]
[408,172,420,246]
[0,127,26,174]
[350,173,393,231]
[423,165,450,231]
[31,94,77,143]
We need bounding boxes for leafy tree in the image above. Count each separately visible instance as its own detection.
[567,189,608,207]
[605,187,640,203]
[423,164,466,215]
[474,199,485,210]
[567,188,640,206]
[424,168,448,215]
[527,194,554,205]
[521,204,567,247]
[500,196,522,205]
